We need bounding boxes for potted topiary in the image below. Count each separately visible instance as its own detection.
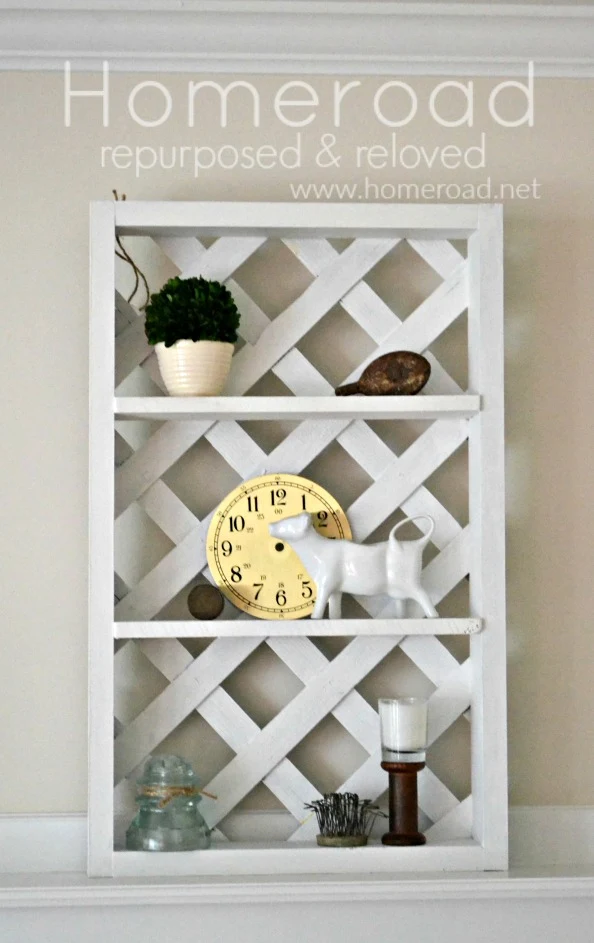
[144,275,241,396]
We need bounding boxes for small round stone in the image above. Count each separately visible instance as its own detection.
[187,584,224,620]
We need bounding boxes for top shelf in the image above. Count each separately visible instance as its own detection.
[114,395,480,422]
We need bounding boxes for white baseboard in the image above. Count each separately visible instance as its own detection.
[0,814,86,875]
[509,806,594,869]
[0,3,592,76]
[1,806,593,875]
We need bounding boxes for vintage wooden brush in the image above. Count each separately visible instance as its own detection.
[335,350,431,396]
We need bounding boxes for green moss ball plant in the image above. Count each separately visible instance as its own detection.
[144,276,241,396]
[144,276,240,347]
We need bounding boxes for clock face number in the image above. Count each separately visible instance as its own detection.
[206,474,351,620]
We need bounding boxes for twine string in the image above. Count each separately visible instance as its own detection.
[139,784,217,808]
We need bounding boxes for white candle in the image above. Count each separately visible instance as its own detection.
[379,698,428,752]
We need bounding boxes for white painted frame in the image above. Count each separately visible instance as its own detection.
[89,200,506,878]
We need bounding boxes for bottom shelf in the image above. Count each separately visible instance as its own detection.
[111,840,487,877]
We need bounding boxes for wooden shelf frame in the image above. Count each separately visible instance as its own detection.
[89,200,507,879]
[112,839,485,878]
[114,395,480,422]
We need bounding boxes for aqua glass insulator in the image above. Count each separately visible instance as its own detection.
[125,754,212,852]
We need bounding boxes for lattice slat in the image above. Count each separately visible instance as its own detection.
[339,262,468,387]
[114,636,262,782]
[135,638,322,824]
[115,420,215,518]
[284,236,463,395]
[202,636,399,827]
[227,239,398,395]
[347,419,469,540]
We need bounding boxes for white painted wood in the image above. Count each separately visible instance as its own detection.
[427,659,472,745]
[425,796,473,842]
[136,480,198,545]
[400,635,462,689]
[467,204,508,869]
[114,419,357,621]
[267,635,383,755]
[6,5,593,77]
[271,353,465,548]
[284,237,400,344]
[204,420,266,475]
[4,809,594,879]
[114,637,262,783]
[284,236,464,396]
[5,872,594,936]
[136,639,323,824]
[155,236,272,347]
[418,768,463,829]
[115,419,214,517]
[203,637,400,826]
[90,200,507,876]
[268,631,459,841]
[115,201,480,239]
[88,201,117,878]
[112,840,486,877]
[338,262,469,387]
[347,418,469,541]
[114,618,481,638]
[114,290,138,336]
[115,395,480,421]
[114,524,207,621]
[407,239,464,281]
[114,299,150,388]
[227,239,397,395]
[174,236,267,283]
[115,419,357,621]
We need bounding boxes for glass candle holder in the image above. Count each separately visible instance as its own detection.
[378,697,428,763]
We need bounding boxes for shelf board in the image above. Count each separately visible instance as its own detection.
[112,839,485,877]
[114,395,480,422]
[114,618,481,639]
[114,201,481,239]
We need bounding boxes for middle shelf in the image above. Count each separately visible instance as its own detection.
[114,395,480,422]
[114,618,482,638]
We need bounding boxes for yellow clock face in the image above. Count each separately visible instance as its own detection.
[206,473,352,620]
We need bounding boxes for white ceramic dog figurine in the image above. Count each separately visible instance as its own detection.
[269,513,437,619]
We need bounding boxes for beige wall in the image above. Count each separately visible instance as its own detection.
[0,72,592,813]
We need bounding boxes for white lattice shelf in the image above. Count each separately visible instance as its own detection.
[90,200,507,878]
[114,618,482,639]
[114,395,480,421]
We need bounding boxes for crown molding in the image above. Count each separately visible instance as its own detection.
[0,3,592,76]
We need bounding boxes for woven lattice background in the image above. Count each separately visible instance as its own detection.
[112,232,473,844]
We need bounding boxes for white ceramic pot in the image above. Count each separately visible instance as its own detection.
[155,340,234,396]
